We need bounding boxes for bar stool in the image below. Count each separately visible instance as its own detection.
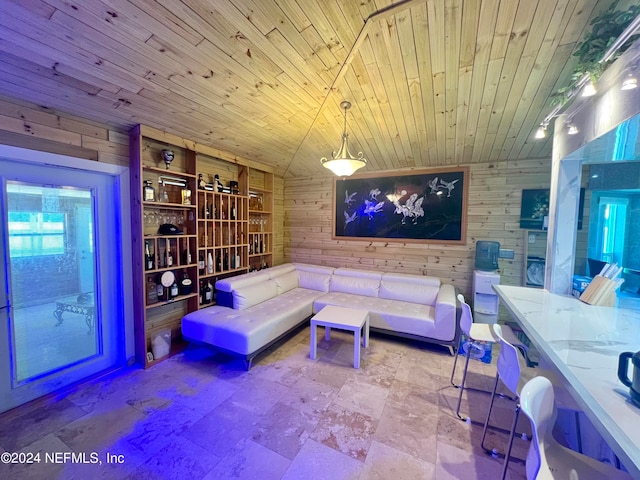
[520,376,631,479]
[450,294,528,420]
[481,324,581,480]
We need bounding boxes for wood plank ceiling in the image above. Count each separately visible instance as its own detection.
[0,0,626,177]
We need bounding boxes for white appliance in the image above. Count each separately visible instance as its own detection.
[473,270,500,324]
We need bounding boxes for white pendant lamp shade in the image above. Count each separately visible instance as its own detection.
[321,101,367,176]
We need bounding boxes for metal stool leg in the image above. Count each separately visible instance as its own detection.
[450,343,462,387]
[481,373,501,451]
[500,403,521,480]
[455,347,472,420]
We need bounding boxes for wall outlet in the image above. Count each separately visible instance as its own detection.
[528,233,536,243]
[499,249,514,259]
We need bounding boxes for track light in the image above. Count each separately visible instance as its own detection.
[621,75,638,90]
[581,80,597,97]
[567,124,579,135]
[535,125,547,139]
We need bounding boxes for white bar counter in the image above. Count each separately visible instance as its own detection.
[493,285,640,477]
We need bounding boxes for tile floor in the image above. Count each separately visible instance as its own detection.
[0,327,534,479]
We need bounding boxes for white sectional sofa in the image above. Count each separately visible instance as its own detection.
[181,263,458,368]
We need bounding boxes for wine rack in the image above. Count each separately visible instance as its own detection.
[248,172,274,272]
[196,188,249,304]
[131,126,275,367]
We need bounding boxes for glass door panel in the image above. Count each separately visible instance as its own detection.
[6,182,98,383]
[0,155,123,413]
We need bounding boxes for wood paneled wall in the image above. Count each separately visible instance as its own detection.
[0,96,288,268]
[284,159,555,299]
[0,95,128,166]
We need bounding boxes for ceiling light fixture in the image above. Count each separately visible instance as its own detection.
[534,123,547,139]
[321,101,367,177]
[567,124,579,135]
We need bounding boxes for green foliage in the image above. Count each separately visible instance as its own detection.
[552,1,640,106]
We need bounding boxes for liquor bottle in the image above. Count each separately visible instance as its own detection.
[221,199,226,220]
[156,281,165,302]
[235,254,241,269]
[203,198,210,219]
[158,180,169,203]
[145,241,154,270]
[203,281,212,304]
[207,251,214,274]
[179,271,192,295]
[143,180,156,202]
[198,252,205,275]
[170,280,179,299]
[198,173,206,190]
[231,202,236,220]
[223,250,229,270]
[146,277,158,305]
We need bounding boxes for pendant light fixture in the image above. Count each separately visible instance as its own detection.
[321,101,367,176]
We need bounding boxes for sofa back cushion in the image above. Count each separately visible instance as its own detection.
[295,263,335,275]
[333,267,383,280]
[298,271,331,292]
[216,272,269,293]
[267,263,296,278]
[379,280,440,306]
[274,270,299,294]
[330,274,380,298]
[233,279,278,310]
[382,272,440,287]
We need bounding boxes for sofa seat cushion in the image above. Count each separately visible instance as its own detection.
[314,292,450,341]
[183,288,324,355]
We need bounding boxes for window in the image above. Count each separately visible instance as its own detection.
[8,212,66,257]
[596,197,628,264]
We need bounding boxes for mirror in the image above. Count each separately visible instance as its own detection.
[566,113,640,310]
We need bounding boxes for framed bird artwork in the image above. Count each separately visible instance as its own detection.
[332,167,469,244]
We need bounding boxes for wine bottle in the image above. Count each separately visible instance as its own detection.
[203,281,212,304]
[207,251,214,274]
[167,247,173,267]
[156,281,165,302]
[145,241,154,270]
[223,250,229,270]
[235,254,241,269]
[230,251,235,269]
[170,280,179,299]
[216,251,222,271]
[221,199,226,220]
[182,242,191,265]
[199,280,205,305]
[198,253,205,275]
[231,202,236,220]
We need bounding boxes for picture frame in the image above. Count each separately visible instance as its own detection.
[332,167,469,244]
[519,188,584,230]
